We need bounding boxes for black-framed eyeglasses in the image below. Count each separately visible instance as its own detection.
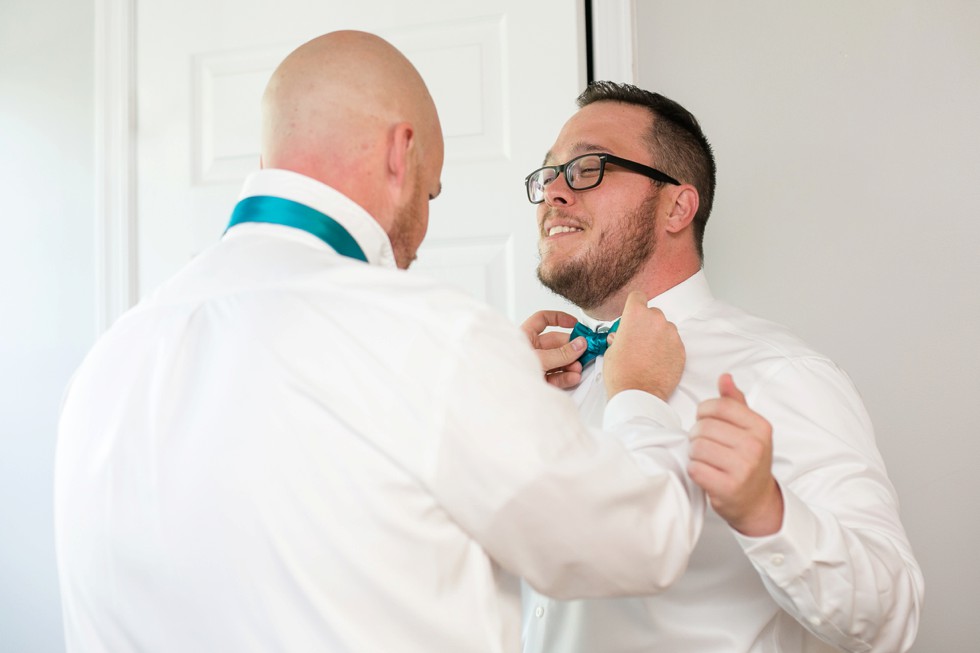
[524,152,681,204]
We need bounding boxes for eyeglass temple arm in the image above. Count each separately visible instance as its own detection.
[603,154,681,186]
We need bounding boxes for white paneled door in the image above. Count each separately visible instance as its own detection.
[136,0,586,322]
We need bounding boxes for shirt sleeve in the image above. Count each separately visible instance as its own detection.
[428,308,704,600]
[732,357,923,653]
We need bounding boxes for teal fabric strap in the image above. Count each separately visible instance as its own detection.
[227,195,368,263]
[571,318,621,366]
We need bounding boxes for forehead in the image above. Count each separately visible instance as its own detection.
[547,101,652,162]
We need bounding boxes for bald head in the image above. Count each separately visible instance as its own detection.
[260,30,444,258]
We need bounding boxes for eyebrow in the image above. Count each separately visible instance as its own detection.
[542,142,609,165]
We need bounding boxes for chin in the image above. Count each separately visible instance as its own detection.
[396,256,414,270]
[539,248,576,275]
[397,246,420,269]
[536,260,563,288]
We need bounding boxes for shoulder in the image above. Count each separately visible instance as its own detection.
[686,299,830,368]
[343,265,511,334]
[304,263,530,360]
[682,299,869,411]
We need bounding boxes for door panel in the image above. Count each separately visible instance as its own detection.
[137,1,585,322]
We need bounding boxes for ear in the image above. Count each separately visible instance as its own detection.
[664,184,700,234]
[387,122,415,201]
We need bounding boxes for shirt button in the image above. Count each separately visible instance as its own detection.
[534,606,545,618]
[809,615,821,627]
[771,554,785,567]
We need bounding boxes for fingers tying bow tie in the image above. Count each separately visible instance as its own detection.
[570,319,620,366]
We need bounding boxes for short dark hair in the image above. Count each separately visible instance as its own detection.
[577,81,716,260]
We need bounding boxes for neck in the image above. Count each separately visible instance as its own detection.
[584,258,701,321]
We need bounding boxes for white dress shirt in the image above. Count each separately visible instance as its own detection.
[522,271,923,653]
[54,169,703,653]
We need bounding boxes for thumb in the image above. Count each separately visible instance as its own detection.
[617,291,650,335]
[623,290,649,315]
[539,336,586,371]
[563,336,587,360]
[718,373,747,404]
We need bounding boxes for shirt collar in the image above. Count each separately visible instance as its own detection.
[227,168,397,268]
[579,269,714,331]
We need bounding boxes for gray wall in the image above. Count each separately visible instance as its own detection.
[634,1,980,651]
[0,0,95,650]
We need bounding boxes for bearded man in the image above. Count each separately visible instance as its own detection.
[520,81,923,653]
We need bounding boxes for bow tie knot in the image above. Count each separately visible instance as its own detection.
[571,319,620,367]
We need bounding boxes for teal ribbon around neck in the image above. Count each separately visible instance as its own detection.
[571,318,621,367]
[227,195,367,263]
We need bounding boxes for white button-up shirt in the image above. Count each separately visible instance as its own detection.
[522,271,923,653]
[54,169,703,653]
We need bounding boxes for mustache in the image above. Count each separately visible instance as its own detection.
[538,207,581,229]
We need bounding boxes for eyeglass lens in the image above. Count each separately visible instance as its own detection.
[527,154,604,203]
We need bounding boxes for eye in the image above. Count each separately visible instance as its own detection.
[570,155,603,182]
[537,170,558,186]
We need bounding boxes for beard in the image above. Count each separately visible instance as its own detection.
[388,177,427,269]
[537,192,659,312]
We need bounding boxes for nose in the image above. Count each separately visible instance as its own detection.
[542,172,574,206]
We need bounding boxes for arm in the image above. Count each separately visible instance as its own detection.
[431,293,703,599]
[692,364,923,652]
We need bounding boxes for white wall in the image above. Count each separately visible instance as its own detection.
[0,0,95,650]
[634,1,980,650]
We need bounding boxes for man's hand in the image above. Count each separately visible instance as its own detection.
[520,310,586,389]
[689,374,784,536]
[603,291,685,401]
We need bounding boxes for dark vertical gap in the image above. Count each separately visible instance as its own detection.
[584,0,595,84]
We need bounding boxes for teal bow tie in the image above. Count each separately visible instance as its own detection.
[571,319,620,366]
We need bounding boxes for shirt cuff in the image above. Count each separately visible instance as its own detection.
[603,389,683,431]
[733,485,818,584]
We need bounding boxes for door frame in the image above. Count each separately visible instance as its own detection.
[94,0,137,334]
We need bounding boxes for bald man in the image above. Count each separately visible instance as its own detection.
[54,31,703,652]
